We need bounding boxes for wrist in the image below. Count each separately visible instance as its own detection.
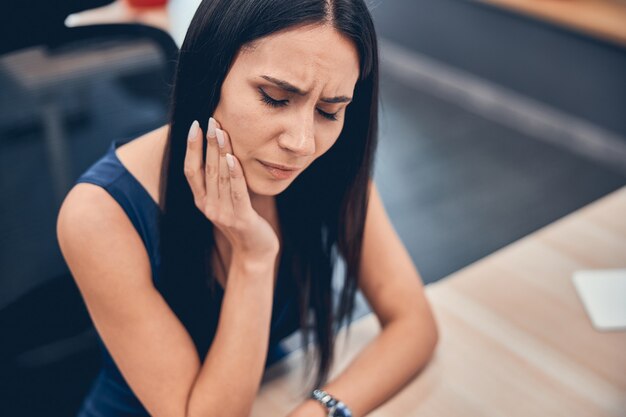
[231,251,276,273]
[289,399,327,417]
[310,389,353,417]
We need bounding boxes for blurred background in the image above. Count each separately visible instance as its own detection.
[1,0,625,414]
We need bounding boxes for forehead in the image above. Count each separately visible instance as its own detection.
[236,24,360,92]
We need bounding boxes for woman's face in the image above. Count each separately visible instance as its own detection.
[212,24,360,197]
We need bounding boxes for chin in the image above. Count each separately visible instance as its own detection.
[243,170,292,196]
[246,177,293,196]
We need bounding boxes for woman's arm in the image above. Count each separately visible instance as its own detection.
[58,185,276,417]
[288,180,439,417]
[181,118,282,415]
[186,252,277,417]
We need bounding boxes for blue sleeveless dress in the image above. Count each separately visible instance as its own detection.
[74,138,300,417]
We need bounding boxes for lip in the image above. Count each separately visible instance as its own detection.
[257,160,301,171]
[257,159,300,180]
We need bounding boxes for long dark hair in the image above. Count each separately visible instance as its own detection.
[156,0,378,391]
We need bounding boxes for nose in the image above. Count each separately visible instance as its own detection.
[276,108,316,157]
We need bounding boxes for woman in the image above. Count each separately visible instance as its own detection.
[57,0,439,416]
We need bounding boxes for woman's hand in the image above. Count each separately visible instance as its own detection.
[184,117,280,261]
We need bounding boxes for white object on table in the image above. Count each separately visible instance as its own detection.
[572,269,626,331]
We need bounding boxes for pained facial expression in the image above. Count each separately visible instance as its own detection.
[212,24,360,196]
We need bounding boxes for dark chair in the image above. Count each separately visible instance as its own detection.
[0,1,178,414]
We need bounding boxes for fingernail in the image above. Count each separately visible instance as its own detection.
[188,120,198,142]
[225,153,235,171]
[207,117,216,138]
[215,128,225,148]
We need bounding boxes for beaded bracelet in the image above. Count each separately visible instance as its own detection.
[310,389,353,417]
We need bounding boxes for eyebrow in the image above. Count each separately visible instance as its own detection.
[259,75,352,104]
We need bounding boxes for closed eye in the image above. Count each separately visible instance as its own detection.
[258,88,339,121]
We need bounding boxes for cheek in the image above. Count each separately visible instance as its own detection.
[220,98,266,154]
[222,97,255,132]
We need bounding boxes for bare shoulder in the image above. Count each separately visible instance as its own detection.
[57,181,130,237]
[56,183,149,266]
[56,176,153,289]
[56,124,168,287]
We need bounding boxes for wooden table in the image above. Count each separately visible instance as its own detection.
[252,186,626,416]
[477,0,626,46]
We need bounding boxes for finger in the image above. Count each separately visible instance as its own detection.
[218,151,235,221]
[184,120,206,205]
[210,119,237,222]
[204,117,220,209]
[225,152,253,217]
[215,127,234,157]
